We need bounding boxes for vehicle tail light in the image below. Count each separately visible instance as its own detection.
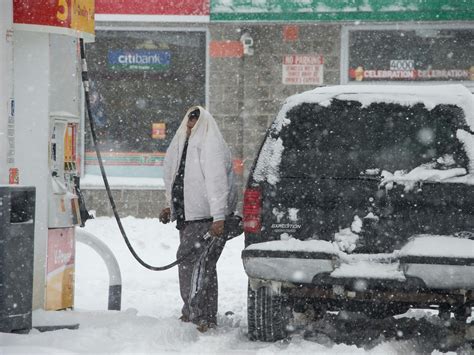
[243,187,262,233]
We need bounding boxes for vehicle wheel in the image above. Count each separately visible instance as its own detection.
[453,304,472,323]
[438,304,451,321]
[247,283,289,342]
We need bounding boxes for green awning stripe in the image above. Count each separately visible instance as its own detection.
[211,11,474,22]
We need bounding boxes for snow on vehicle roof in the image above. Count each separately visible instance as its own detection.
[278,84,474,131]
[254,84,474,184]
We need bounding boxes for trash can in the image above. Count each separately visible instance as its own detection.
[0,185,36,333]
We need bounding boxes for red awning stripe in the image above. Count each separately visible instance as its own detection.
[95,0,210,16]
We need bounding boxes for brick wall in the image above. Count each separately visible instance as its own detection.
[209,23,341,188]
[82,189,166,218]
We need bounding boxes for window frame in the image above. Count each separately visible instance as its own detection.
[340,23,474,92]
[80,25,210,186]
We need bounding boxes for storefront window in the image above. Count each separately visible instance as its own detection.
[84,30,206,179]
[348,28,473,82]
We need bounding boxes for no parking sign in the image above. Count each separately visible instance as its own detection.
[282,54,324,85]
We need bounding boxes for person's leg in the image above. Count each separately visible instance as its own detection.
[177,227,194,321]
[189,235,226,327]
[176,221,211,321]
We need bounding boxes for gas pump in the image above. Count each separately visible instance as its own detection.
[0,0,96,316]
[49,113,82,228]
[46,112,84,310]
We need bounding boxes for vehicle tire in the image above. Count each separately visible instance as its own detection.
[438,304,451,321]
[453,304,472,323]
[247,283,289,342]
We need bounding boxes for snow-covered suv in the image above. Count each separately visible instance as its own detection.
[242,85,474,342]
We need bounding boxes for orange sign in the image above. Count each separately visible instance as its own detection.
[64,123,78,169]
[283,25,299,41]
[210,41,244,58]
[152,123,166,139]
[13,0,95,38]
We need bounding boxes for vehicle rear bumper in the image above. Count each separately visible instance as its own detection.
[242,248,336,284]
[242,244,474,300]
[400,255,474,289]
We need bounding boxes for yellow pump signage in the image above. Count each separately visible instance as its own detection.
[13,0,95,39]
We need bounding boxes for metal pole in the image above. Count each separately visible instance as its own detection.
[75,228,122,311]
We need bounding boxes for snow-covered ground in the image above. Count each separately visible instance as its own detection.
[0,217,470,354]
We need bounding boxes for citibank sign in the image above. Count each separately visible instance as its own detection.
[108,50,171,71]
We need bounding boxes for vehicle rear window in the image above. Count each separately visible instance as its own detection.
[276,100,468,179]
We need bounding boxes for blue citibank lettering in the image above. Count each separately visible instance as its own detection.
[108,50,171,71]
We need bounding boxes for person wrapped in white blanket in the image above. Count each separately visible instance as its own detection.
[159,106,237,332]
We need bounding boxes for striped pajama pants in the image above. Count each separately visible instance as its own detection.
[176,220,226,325]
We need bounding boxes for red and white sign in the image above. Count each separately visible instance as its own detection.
[13,0,95,38]
[282,55,324,85]
[46,228,75,310]
[96,0,209,15]
[9,168,19,185]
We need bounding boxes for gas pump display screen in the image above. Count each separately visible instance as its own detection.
[348,29,473,82]
[84,30,206,178]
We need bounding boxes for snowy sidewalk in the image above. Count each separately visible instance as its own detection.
[0,217,464,354]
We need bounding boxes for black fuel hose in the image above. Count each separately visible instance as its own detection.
[79,38,198,271]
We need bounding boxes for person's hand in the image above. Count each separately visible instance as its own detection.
[210,220,225,237]
[159,208,171,224]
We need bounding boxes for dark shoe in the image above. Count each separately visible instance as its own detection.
[196,321,216,333]
[179,315,190,323]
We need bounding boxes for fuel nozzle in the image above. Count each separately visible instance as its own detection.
[202,232,212,241]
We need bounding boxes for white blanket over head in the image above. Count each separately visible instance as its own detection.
[163,106,237,222]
